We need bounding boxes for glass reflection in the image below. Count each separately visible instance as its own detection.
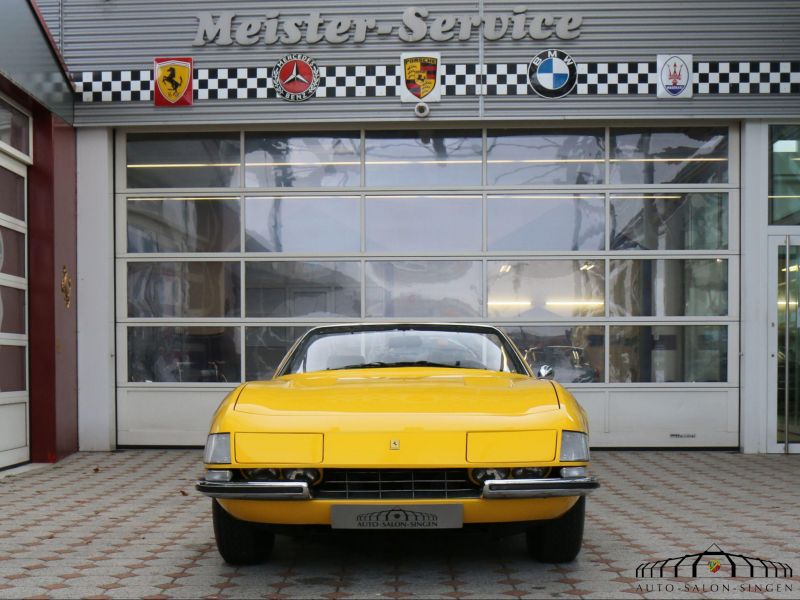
[366,261,482,318]
[488,260,605,319]
[246,326,311,381]
[0,345,26,391]
[0,286,25,334]
[126,133,241,188]
[610,127,728,184]
[769,124,800,225]
[0,226,25,278]
[365,130,482,186]
[127,326,240,383]
[127,262,240,318]
[610,193,728,251]
[610,259,728,317]
[245,133,360,187]
[127,197,240,253]
[246,261,361,318]
[366,196,482,252]
[488,195,604,251]
[245,197,360,253]
[0,99,29,155]
[502,325,604,383]
[0,166,24,221]
[487,130,605,185]
[609,325,727,383]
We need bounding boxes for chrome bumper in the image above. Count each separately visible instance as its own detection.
[196,479,311,500]
[481,476,599,499]
[197,476,598,501]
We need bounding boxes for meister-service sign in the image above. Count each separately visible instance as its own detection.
[192,6,583,46]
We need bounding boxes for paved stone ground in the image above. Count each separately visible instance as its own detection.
[0,450,798,599]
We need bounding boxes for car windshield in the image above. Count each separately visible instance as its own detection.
[281,326,527,375]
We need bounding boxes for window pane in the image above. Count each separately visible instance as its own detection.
[0,166,24,221]
[245,326,310,381]
[610,127,728,184]
[502,325,604,383]
[0,345,26,391]
[770,124,800,225]
[0,226,25,278]
[245,196,360,253]
[127,197,240,253]
[488,195,605,251]
[610,259,728,317]
[487,130,604,185]
[488,260,605,319]
[366,196,481,252]
[245,132,360,187]
[246,261,361,318]
[0,286,25,334]
[366,260,482,318]
[365,130,482,186]
[127,326,240,383]
[126,133,241,188]
[610,193,728,250]
[0,99,29,155]
[128,262,240,318]
[609,325,727,383]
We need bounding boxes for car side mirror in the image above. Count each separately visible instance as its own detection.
[536,364,555,380]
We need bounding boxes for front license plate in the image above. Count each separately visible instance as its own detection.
[330,504,464,530]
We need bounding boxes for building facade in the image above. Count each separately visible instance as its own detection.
[3,0,799,466]
[0,0,77,469]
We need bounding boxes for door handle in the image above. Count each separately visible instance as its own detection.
[60,265,73,309]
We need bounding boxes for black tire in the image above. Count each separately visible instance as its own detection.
[212,500,274,565]
[526,496,585,563]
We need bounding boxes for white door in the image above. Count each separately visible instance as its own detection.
[768,235,800,453]
[0,152,29,469]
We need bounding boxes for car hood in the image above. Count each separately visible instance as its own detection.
[234,367,560,417]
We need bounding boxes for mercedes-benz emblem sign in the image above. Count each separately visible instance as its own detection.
[273,54,320,102]
[528,49,578,99]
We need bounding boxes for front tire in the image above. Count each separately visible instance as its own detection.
[526,496,585,563]
[212,500,274,565]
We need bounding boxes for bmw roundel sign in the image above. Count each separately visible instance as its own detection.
[528,49,578,99]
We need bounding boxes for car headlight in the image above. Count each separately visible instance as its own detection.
[283,468,322,484]
[203,433,231,464]
[511,467,550,479]
[241,468,280,481]
[469,468,509,485]
[560,431,590,462]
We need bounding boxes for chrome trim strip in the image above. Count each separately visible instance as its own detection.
[481,476,599,499]
[196,479,311,500]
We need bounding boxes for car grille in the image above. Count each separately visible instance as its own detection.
[312,469,481,500]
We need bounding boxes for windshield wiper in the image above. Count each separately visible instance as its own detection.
[327,361,392,371]
[327,360,464,371]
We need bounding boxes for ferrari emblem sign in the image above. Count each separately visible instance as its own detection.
[400,52,441,102]
[273,54,320,102]
[154,57,193,106]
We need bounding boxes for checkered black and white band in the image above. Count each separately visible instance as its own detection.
[76,61,800,102]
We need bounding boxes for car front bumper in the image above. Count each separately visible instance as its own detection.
[195,475,599,501]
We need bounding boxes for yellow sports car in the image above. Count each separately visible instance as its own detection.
[197,323,598,564]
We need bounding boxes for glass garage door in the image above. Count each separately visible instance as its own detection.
[115,126,738,446]
[0,97,30,469]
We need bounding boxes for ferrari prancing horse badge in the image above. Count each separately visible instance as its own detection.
[154,57,193,106]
